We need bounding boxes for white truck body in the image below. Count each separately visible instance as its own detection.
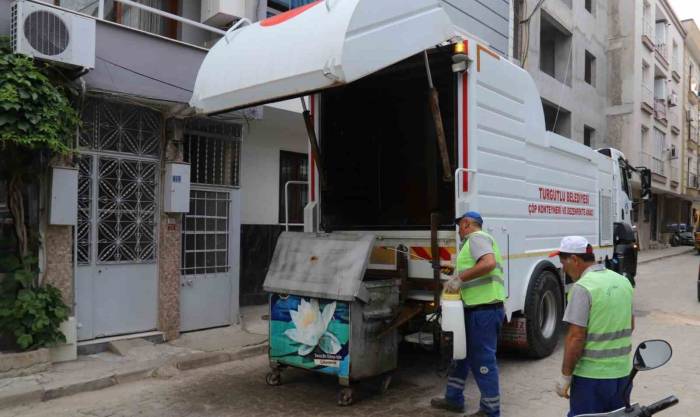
[191,0,636,355]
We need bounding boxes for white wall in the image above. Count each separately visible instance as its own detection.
[240,106,308,225]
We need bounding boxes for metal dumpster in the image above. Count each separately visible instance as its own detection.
[263,232,399,406]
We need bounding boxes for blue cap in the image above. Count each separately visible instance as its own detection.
[455,211,483,225]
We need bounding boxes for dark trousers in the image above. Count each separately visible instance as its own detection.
[568,375,631,417]
[445,306,505,417]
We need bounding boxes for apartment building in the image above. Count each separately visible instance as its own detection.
[0,0,312,345]
[682,19,700,226]
[608,0,688,249]
[512,0,608,147]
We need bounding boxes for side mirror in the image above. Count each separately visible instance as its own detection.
[633,340,672,371]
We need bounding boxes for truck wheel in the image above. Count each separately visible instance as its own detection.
[523,270,564,358]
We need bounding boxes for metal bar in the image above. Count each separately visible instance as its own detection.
[453,168,476,200]
[114,0,227,35]
[284,181,308,232]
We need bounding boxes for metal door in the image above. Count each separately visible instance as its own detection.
[180,188,235,331]
[75,154,159,340]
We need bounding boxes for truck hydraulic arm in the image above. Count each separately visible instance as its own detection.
[424,51,453,182]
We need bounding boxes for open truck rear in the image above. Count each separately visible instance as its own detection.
[191,0,640,404]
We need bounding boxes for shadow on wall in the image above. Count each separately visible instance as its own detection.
[240,225,284,306]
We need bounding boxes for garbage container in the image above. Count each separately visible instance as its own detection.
[263,232,399,406]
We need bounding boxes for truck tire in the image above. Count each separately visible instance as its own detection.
[523,270,564,358]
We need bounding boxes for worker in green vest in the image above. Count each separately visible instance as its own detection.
[550,236,634,417]
[431,211,506,417]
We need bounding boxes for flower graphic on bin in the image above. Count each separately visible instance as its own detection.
[284,298,342,356]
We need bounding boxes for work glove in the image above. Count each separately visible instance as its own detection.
[555,374,572,398]
[444,276,462,293]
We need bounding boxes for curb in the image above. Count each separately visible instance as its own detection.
[0,342,268,409]
[638,248,694,265]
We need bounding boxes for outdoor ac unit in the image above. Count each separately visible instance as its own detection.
[11,0,95,69]
[668,92,678,107]
[669,145,677,159]
[201,0,249,26]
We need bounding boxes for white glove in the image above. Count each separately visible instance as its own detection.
[555,374,572,398]
[444,276,462,293]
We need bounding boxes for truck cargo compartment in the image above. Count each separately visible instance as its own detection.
[319,50,457,231]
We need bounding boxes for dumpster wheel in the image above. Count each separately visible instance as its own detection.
[337,387,354,406]
[266,371,282,386]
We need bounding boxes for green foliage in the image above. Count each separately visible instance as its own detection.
[0,40,79,155]
[0,254,69,351]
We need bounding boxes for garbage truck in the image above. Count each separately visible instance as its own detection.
[190,0,647,403]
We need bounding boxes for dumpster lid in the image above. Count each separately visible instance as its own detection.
[190,0,456,114]
[263,232,375,302]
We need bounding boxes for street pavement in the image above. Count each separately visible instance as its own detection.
[2,252,699,417]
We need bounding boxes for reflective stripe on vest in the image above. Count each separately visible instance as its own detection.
[582,345,632,359]
[456,230,506,306]
[570,268,634,379]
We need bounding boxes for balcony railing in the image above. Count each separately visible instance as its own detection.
[643,20,654,40]
[642,152,665,176]
[50,0,226,47]
[642,84,654,107]
[654,98,667,121]
[670,165,679,181]
[656,43,668,61]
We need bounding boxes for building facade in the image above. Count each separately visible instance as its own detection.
[512,0,609,147]
[682,19,700,228]
[607,0,688,249]
[0,0,308,345]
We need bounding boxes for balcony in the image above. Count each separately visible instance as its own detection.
[654,98,668,124]
[670,110,681,135]
[642,20,655,50]
[690,126,699,145]
[689,173,699,189]
[642,152,665,177]
[50,0,226,49]
[642,84,654,114]
[656,43,669,68]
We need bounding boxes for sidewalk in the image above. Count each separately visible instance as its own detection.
[0,305,269,408]
[637,245,695,264]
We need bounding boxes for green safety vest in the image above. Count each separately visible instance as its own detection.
[456,230,506,307]
[570,267,634,379]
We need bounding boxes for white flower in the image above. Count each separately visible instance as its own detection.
[284,298,342,356]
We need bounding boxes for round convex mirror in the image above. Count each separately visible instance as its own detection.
[634,340,672,371]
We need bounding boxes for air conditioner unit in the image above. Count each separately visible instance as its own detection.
[668,92,678,107]
[11,0,95,69]
[669,145,677,159]
[201,0,250,26]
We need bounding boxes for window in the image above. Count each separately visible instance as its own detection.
[542,100,572,138]
[585,0,594,15]
[585,50,596,86]
[113,0,179,39]
[278,151,308,227]
[184,119,242,187]
[584,125,594,147]
[512,0,525,61]
[539,11,573,85]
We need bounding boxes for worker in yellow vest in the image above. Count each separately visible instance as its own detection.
[550,236,634,417]
[430,211,506,417]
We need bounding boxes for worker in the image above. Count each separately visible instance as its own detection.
[431,211,506,417]
[550,236,634,417]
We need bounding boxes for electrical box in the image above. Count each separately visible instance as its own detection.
[49,166,78,226]
[201,0,249,26]
[164,162,191,213]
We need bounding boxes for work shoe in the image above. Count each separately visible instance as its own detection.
[465,411,488,417]
[430,397,465,413]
